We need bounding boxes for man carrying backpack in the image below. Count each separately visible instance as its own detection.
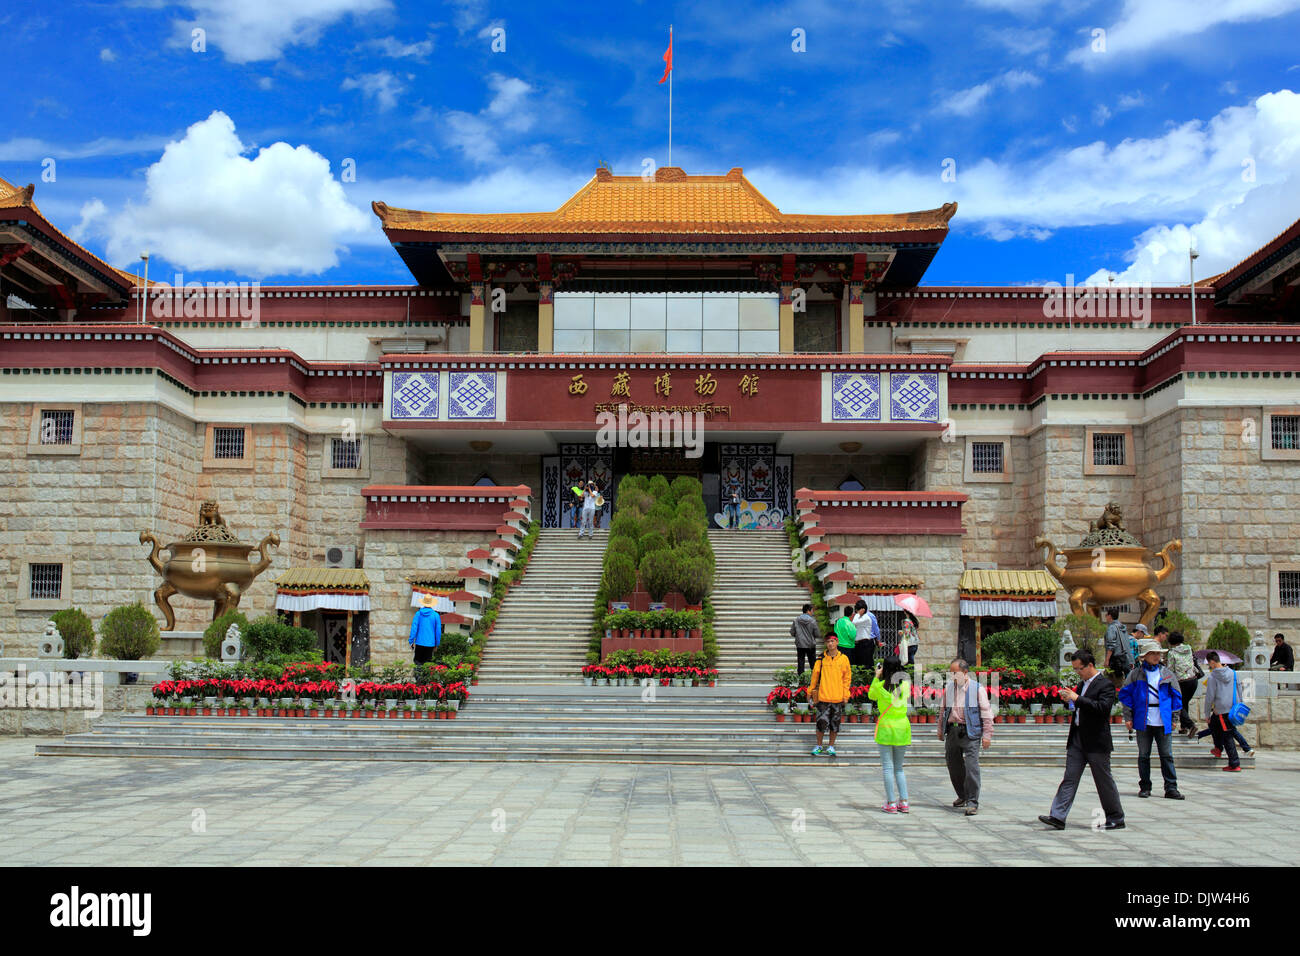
[1204,652,1244,772]
[1103,610,1131,678]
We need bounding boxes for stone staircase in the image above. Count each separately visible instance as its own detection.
[709,528,810,685]
[472,528,608,685]
[36,685,1255,768]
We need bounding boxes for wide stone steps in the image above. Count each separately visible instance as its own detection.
[474,530,606,685]
[37,689,1254,767]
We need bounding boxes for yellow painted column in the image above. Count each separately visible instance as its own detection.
[470,281,486,352]
[779,282,794,353]
[847,281,864,354]
[538,282,554,353]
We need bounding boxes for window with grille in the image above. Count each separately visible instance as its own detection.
[1280,571,1300,608]
[1272,415,1300,451]
[29,563,62,600]
[213,427,246,460]
[331,438,362,470]
[971,442,1004,474]
[1092,432,1127,467]
[40,409,75,445]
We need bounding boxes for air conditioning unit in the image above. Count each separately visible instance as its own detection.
[325,545,357,569]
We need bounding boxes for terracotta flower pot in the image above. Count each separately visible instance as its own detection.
[690,628,702,640]
[201,708,212,716]
[448,709,458,719]
[775,713,786,722]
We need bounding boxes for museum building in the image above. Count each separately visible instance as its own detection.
[3,166,1300,665]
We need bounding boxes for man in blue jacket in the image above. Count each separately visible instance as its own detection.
[409,592,443,664]
[1117,638,1184,800]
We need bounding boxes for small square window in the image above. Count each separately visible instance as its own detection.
[1092,432,1127,467]
[1280,571,1300,609]
[971,442,1004,474]
[331,438,362,470]
[1271,415,1300,451]
[213,427,246,460]
[39,409,75,445]
[29,562,63,600]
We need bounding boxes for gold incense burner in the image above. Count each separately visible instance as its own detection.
[1034,502,1181,629]
[140,500,279,631]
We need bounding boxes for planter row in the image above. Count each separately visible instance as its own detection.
[584,678,717,687]
[773,712,1129,724]
[146,706,460,719]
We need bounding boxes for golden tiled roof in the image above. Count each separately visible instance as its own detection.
[851,574,925,590]
[0,176,142,290]
[274,568,370,591]
[373,167,957,238]
[406,571,462,586]
[958,569,1058,596]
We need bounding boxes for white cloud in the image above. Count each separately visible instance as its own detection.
[342,70,404,111]
[99,47,116,62]
[937,70,1040,115]
[984,26,1053,55]
[70,199,107,243]
[1069,0,1300,64]
[92,111,370,276]
[365,35,434,58]
[440,73,535,163]
[257,77,274,90]
[1117,91,1145,110]
[0,132,173,161]
[1093,103,1112,125]
[167,0,391,64]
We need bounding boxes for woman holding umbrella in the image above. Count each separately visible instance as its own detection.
[893,594,932,666]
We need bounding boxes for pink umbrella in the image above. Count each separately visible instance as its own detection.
[894,593,933,618]
[1193,648,1242,664]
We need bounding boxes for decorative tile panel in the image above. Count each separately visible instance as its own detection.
[448,371,498,419]
[390,372,440,419]
[830,372,882,421]
[889,372,940,422]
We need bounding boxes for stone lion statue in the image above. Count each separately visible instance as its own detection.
[199,500,227,529]
[1089,501,1125,533]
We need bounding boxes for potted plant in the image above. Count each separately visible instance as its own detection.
[364,700,376,718]
[773,704,785,722]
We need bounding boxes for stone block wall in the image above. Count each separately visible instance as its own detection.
[825,531,965,671]
[0,685,153,736]
[361,529,493,663]
[1254,697,1300,750]
[792,453,911,491]
[305,432,409,565]
[420,452,540,489]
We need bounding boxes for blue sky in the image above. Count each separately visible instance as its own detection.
[5,0,1300,288]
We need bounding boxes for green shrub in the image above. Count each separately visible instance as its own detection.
[51,608,95,659]
[670,475,702,502]
[243,614,319,661]
[601,553,637,603]
[640,549,679,601]
[1051,614,1105,654]
[667,515,698,547]
[1159,609,1201,648]
[98,603,161,660]
[606,535,639,565]
[1207,619,1251,658]
[982,627,1059,669]
[609,513,641,540]
[678,556,712,604]
[647,474,672,501]
[637,530,670,563]
[203,609,250,659]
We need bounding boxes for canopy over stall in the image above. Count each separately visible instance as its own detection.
[958,569,1060,665]
[274,568,371,612]
[406,572,460,611]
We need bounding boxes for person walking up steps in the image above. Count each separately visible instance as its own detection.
[1204,652,1245,772]
[869,654,912,813]
[790,603,819,679]
[810,633,852,757]
[1166,631,1201,736]
[408,592,443,665]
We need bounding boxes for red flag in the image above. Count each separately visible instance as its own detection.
[658,27,672,84]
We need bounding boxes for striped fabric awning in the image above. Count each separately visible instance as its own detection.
[274,568,371,612]
[407,573,461,612]
[958,569,1059,617]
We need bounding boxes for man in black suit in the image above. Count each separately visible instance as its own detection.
[1038,649,1126,830]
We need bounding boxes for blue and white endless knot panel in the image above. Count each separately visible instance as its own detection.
[889,372,940,422]
[390,372,440,419]
[830,372,881,422]
[449,371,498,419]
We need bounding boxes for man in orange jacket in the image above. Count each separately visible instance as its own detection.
[810,633,853,757]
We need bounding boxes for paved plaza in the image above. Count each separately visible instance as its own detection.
[2,740,1297,866]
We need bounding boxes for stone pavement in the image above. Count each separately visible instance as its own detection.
[2,739,1297,866]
